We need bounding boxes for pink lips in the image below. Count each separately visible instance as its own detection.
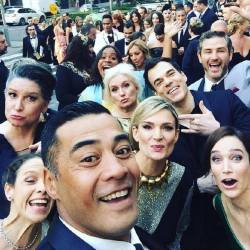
[151,145,165,152]
[10,115,25,121]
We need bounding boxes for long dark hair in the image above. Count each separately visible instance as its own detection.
[63,36,92,71]
[203,126,250,175]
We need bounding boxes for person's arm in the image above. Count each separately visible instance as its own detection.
[229,5,250,21]
[65,27,70,45]
[162,21,182,58]
[23,38,27,58]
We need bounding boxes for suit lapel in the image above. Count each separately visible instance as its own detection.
[46,216,95,250]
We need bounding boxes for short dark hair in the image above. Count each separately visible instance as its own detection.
[139,6,147,14]
[124,20,135,31]
[6,63,55,102]
[197,0,208,6]
[144,57,182,90]
[154,23,165,36]
[185,2,193,9]
[41,101,111,175]
[131,31,145,42]
[102,14,112,21]
[2,153,41,188]
[198,31,233,54]
[81,23,95,35]
[162,3,172,12]
[203,126,250,175]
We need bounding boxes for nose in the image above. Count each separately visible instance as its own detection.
[153,127,163,140]
[101,153,129,181]
[211,50,219,60]
[36,179,46,193]
[222,159,233,174]
[14,98,24,111]
[118,88,125,96]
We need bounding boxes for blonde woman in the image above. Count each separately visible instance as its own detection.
[228,14,250,68]
[129,96,193,249]
[103,63,140,132]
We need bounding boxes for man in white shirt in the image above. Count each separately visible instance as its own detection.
[189,31,250,107]
[38,101,157,250]
[94,14,124,54]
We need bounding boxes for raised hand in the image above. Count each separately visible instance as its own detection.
[178,100,220,135]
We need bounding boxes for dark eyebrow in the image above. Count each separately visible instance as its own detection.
[114,133,129,143]
[70,139,99,154]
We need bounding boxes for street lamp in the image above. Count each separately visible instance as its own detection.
[0,0,11,47]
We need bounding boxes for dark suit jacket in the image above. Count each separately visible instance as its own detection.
[169,90,250,179]
[115,38,126,57]
[37,215,166,250]
[22,35,47,62]
[182,36,204,85]
[201,8,218,32]
[173,25,190,66]
[0,60,8,123]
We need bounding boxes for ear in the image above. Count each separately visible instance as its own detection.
[4,183,14,201]
[197,51,202,64]
[174,128,180,144]
[44,168,59,200]
[132,125,139,143]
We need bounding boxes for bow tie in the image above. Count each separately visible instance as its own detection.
[30,36,36,39]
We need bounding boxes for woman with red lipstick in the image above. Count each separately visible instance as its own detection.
[202,126,250,249]
[103,63,140,133]
[0,61,55,219]
[0,153,53,250]
[130,96,193,249]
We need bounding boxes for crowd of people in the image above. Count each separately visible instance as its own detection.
[0,0,250,249]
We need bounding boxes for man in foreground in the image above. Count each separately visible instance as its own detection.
[39,101,161,250]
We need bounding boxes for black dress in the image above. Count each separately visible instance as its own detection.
[55,61,93,110]
[229,51,250,69]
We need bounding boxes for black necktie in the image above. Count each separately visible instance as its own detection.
[107,33,114,44]
[134,243,144,250]
[211,79,225,91]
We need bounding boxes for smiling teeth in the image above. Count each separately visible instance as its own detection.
[169,87,178,94]
[101,189,128,201]
[29,199,48,205]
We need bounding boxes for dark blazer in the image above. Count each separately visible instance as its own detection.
[182,36,204,85]
[115,38,126,57]
[37,215,166,250]
[187,11,197,23]
[22,35,47,61]
[169,90,250,179]
[173,24,190,66]
[201,8,218,32]
[0,60,9,123]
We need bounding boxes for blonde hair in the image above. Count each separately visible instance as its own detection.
[103,63,141,106]
[127,39,150,67]
[228,14,248,34]
[129,96,179,150]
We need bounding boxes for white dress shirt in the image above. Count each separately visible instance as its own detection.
[60,217,147,250]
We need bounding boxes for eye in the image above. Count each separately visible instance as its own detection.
[116,145,132,159]
[26,96,38,102]
[154,79,163,87]
[142,124,152,130]
[211,155,222,163]
[81,155,100,163]
[231,154,243,162]
[111,87,118,92]
[24,177,37,184]
[124,82,130,88]
[163,125,174,131]
[8,92,17,98]
[112,57,117,61]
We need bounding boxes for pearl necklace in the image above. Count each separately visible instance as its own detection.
[0,220,40,250]
[140,161,170,190]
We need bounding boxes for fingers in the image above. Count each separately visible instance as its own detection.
[199,100,211,114]
[178,114,202,120]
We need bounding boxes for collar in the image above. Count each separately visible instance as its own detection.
[204,72,228,91]
[181,22,188,31]
[30,36,37,39]
[201,7,208,16]
[59,217,144,250]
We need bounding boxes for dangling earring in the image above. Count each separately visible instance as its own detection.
[7,196,12,201]
[39,112,46,122]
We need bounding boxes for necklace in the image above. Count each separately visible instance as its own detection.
[0,220,40,250]
[140,161,170,190]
